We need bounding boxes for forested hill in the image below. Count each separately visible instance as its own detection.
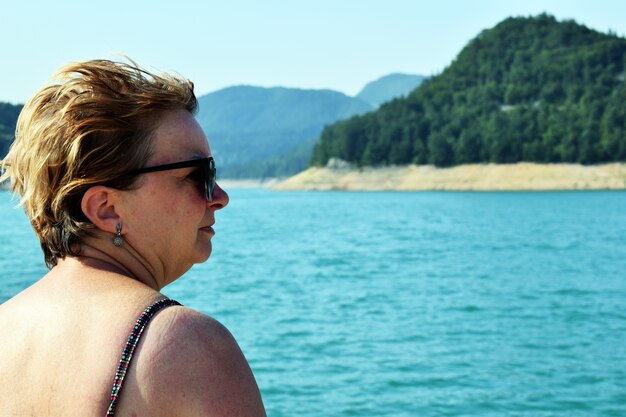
[311,14,626,167]
[0,102,22,158]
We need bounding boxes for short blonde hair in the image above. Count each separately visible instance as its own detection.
[1,59,198,268]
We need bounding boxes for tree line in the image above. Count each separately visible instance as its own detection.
[311,14,626,167]
[0,102,22,158]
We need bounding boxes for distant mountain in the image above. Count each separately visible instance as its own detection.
[0,102,22,158]
[312,14,626,167]
[356,73,426,107]
[1,72,428,179]
[196,86,373,178]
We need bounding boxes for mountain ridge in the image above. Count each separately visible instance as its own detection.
[1,74,425,178]
[356,73,426,107]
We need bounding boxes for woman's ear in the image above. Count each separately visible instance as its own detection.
[81,186,121,234]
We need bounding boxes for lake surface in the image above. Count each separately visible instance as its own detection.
[2,189,626,416]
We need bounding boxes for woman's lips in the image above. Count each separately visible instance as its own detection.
[200,225,215,234]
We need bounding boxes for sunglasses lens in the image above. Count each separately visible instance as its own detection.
[206,158,216,202]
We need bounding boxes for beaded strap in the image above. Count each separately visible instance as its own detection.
[106,298,181,416]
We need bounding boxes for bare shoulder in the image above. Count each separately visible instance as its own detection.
[124,306,266,417]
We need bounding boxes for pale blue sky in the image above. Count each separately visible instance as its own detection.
[2,0,626,104]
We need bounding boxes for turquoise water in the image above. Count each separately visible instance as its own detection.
[2,189,626,416]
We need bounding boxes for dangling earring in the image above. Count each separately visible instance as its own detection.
[113,222,124,247]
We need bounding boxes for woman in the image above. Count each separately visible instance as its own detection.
[0,59,266,416]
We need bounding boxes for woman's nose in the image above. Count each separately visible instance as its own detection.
[208,182,229,210]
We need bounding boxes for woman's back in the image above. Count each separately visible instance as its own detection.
[0,260,265,416]
[0,265,170,415]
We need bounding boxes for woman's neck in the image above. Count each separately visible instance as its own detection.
[62,241,163,291]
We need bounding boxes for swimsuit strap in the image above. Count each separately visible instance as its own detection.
[106,298,181,416]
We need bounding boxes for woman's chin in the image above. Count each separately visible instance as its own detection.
[196,241,212,263]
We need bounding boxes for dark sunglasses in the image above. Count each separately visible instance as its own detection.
[130,157,216,202]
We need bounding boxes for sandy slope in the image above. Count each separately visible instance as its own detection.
[272,163,626,191]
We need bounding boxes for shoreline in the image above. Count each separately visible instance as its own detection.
[218,178,283,189]
[4,163,625,192]
[272,163,626,191]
